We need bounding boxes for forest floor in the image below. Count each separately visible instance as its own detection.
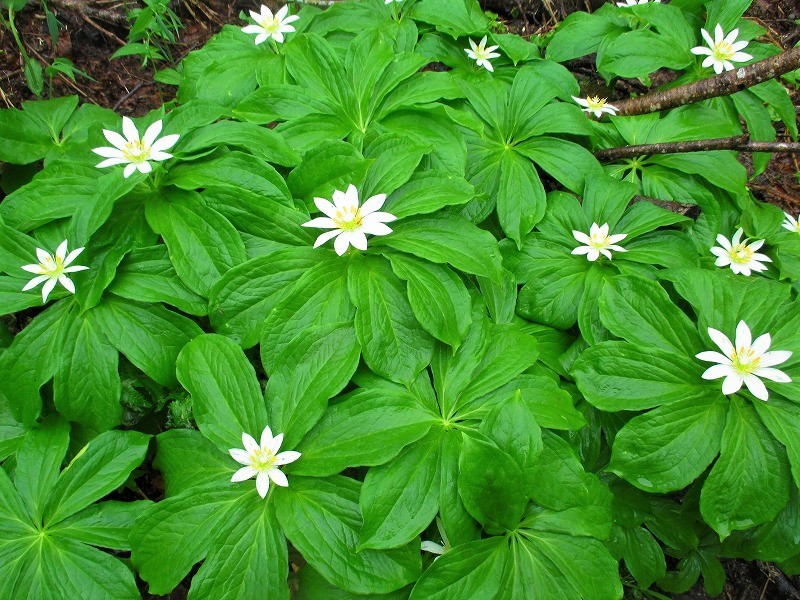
[1,0,799,598]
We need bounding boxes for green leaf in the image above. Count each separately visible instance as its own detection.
[359,430,442,550]
[154,429,232,497]
[572,341,706,411]
[91,297,202,387]
[650,152,747,195]
[49,500,150,551]
[515,137,601,193]
[700,397,791,538]
[409,537,506,600]
[383,170,474,219]
[109,246,208,316]
[458,434,527,531]
[176,334,268,453]
[0,96,78,164]
[292,389,435,477]
[266,322,360,448]
[208,248,321,348]
[362,132,429,198]
[600,30,691,77]
[275,476,421,594]
[0,392,26,462]
[145,191,247,296]
[285,34,354,114]
[599,275,702,355]
[189,494,289,600]
[235,84,337,124]
[546,12,625,62]
[178,121,300,167]
[348,256,434,385]
[130,484,244,595]
[609,525,666,589]
[261,257,354,373]
[489,375,585,431]
[287,140,370,203]
[378,214,503,281]
[497,152,545,248]
[0,301,70,425]
[753,397,800,489]
[407,0,488,37]
[388,253,472,349]
[43,430,149,525]
[14,416,70,522]
[53,312,122,431]
[608,395,727,493]
[479,392,542,493]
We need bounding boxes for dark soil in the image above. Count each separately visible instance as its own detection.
[1,1,799,599]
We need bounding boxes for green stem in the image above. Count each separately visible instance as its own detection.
[8,8,30,61]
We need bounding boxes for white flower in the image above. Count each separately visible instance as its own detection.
[93,117,179,178]
[697,321,792,401]
[616,0,660,6]
[573,96,619,118]
[782,213,800,233]
[421,518,450,560]
[691,25,753,74]
[21,240,89,303]
[572,223,627,261]
[710,228,771,276]
[302,184,397,256]
[241,5,299,44]
[385,0,402,4]
[229,426,301,498]
[465,36,500,72]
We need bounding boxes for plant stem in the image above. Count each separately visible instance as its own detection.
[613,46,800,116]
[594,134,800,161]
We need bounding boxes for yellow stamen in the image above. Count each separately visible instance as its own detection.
[729,244,753,265]
[333,206,363,232]
[122,140,149,163]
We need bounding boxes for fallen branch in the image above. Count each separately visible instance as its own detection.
[613,46,800,116]
[594,134,800,161]
[632,195,700,218]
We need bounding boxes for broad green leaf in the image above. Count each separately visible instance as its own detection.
[600,30,691,77]
[378,214,503,281]
[359,430,442,550]
[208,248,321,348]
[388,253,472,349]
[546,12,625,62]
[409,537,506,600]
[407,0,488,37]
[515,137,601,193]
[145,191,247,296]
[189,493,289,600]
[458,434,527,532]
[130,484,244,595]
[572,341,705,411]
[382,170,474,219]
[362,132,429,198]
[0,392,26,462]
[176,334,268,453]
[488,375,585,431]
[348,256,434,385]
[275,476,421,594]
[178,120,300,167]
[479,393,542,493]
[650,152,747,195]
[515,250,587,330]
[608,395,728,493]
[296,565,410,600]
[49,500,150,551]
[43,430,150,525]
[754,397,800,488]
[0,96,78,163]
[285,34,354,115]
[14,416,70,522]
[53,312,121,431]
[292,389,435,477]
[266,322,360,448]
[91,297,202,386]
[235,84,337,124]
[261,257,354,373]
[599,275,702,355]
[288,140,370,203]
[154,429,232,497]
[609,525,666,589]
[700,397,791,538]
[0,301,70,425]
[497,152,545,248]
[109,246,208,316]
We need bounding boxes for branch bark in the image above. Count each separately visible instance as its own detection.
[613,47,800,116]
[594,134,800,161]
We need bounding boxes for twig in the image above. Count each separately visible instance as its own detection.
[113,81,156,111]
[80,12,126,46]
[0,86,11,108]
[595,135,800,161]
[614,47,800,116]
[632,195,700,217]
[49,0,126,24]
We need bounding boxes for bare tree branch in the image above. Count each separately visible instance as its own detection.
[595,134,800,161]
[613,47,800,116]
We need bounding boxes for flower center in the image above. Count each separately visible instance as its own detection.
[260,17,280,33]
[586,96,608,110]
[732,346,760,375]
[40,255,64,277]
[589,232,611,249]
[122,140,150,163]
[250,447,277,472]
[713,41,734,61]
[333,206,363,232]
[729,244,753,265]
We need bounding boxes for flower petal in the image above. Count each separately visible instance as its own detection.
[334,232,351,255]
[759,351,792,368]
[41,277,57,303]
[231,466,257,482]
[360,221,393,236]
[707,327,734,357]
[313,229,341,249]
[721,373,743,395]
[313,197,337,218]
[268,468,289,487]
[123,163,137,178]
[21,264,46,274]
[735,321,752,350]
[58,275,75,294]
[303,217,337,229]
[267,432,283,455]
[275,450,301,465]
[22,275,49,291]
[122,116,140,143]
[696,351,731,365]
[142,120,163,147]
[260,426,274,449]
[229,448,252,465]
[701,363,735,381]
[242,432,259,454]
[349,231,368,251]
[54,240,69,262]
[150,134,180,153]
[102,129,128,150]
[96,157,129,169]
[755,367,791,383]
[92,146,125,158]
[360,193,387,215]
[256,471,270,498]
[742,374,768,401]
